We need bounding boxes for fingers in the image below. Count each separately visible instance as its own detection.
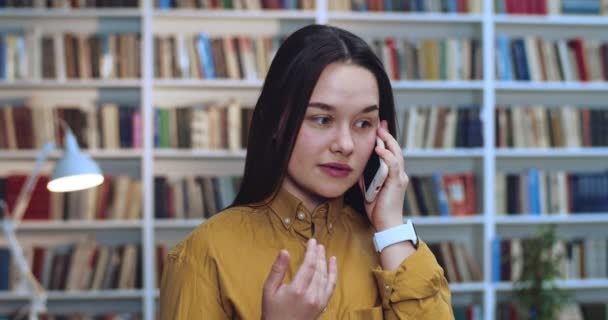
[313,244,328,298]
[291,238,318,290]
[263,249,290,295]
[377,121,404,166]
[324,256,338,299]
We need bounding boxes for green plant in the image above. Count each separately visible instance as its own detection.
[512,226,569,320]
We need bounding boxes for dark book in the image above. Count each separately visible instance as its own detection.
[12,106,34,149]
[0,248,10,290]
[154,177,168,218]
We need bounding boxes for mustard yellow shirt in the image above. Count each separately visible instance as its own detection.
[160,188,453,319]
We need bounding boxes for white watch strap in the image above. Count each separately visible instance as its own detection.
[373,219,418,252]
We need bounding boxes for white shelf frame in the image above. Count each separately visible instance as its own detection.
[1,1,607,319]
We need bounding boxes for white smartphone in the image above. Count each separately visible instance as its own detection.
[363,137,388,203]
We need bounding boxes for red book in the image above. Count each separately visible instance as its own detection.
[442,174,469,216]
[462,173,477,215]
[385,38,400,80]
[538,0,547,14]
[31,246,46,283]
[568,38,590,81]
[96,176,113,220]
[457,0,468,13]
[5,175,50,220]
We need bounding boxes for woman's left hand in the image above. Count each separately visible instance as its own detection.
[359,120,409,232]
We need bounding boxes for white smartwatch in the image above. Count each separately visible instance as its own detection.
[373,219,418,252]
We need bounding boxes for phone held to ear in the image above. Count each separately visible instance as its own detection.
[363,137,388,203]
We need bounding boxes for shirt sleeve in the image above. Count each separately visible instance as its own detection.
[159,238,230,320]
[371,241,454,319]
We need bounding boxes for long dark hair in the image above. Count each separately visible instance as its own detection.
[232,24,396,214]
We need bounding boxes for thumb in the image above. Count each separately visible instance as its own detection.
[264,249,290,294]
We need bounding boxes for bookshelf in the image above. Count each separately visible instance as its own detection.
[1,0,607,319]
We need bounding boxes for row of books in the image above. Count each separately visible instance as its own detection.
[371,38,482,81]
[155,101,253,150]
[404,172,478,217]
[496,35,608,82]
[0,104,142,150]
[495,0,608,15]
[154,34,279,80]
[495,169,608,215]
[154,175,241,219]
[498,303,608,320]
[0,0,139,8]
[495,106,608,148]
[427,241,482,283]
[156,0,315,9]
[0,240,141,291]
[493,237,608,282]
[0,175,142,221]
[396,106,483,149]
[330,0,483,13]
[0,32,141,81]
[153,172,477,219]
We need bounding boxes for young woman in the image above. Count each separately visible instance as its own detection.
[160,24,452,319]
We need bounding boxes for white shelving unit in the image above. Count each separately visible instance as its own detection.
[1,1,607,319]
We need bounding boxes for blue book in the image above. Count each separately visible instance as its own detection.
[158,0,172,9]
[511,39,530,81]
[497,34,512,81]
[432,173,450,216]
[492,237,502,282]
[0,248,10,290]
[527,168,541,215]
[197,33,215,79]
[0,34,5,80]
[446,0,458,13]
[153,108,160,147]
[384,0,392,11]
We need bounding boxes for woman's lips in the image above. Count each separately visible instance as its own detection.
[319,163,352,177]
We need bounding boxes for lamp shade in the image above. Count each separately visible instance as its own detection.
[47,130,104,193]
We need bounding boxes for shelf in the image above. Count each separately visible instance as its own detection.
[404,149,484,158]
[153,80,484,90]
[494,14,608,26]
[328,12,483,23]
[450,282,486,293]
[0,149,142,160]
[391,81,483,90]
[495,214,608,225]
[495,81,608,92]
[155,216,485,230]
[16,220,143,231]
[495,148,608,158]
[0,289,144,301]
[154,9,315,20]
[154,79,263,89]
[154,149,246,159]
[0,80,142,89]
[494,279,608,291]
[0,9,142,18]
[411,216,485,226]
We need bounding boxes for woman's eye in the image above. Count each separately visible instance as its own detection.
[313,116,332,125]
[355,119,372,128]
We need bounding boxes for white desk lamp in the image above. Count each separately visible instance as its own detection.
[0,126,104,320]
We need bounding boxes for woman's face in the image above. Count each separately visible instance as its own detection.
[283,62,380,208]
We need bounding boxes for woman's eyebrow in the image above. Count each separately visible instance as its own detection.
[308,102,379,113]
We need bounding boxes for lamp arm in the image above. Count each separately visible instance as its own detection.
[11,142,55,227]
[0,201,47,319]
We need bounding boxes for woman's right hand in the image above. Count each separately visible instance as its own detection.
[262,238,338,320]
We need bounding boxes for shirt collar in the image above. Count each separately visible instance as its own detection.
[266,187,343,234]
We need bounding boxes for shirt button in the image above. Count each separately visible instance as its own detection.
[283,218,291,225]
[297,212,305,220]
[328,223,333,229]
[385,285,391,291]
